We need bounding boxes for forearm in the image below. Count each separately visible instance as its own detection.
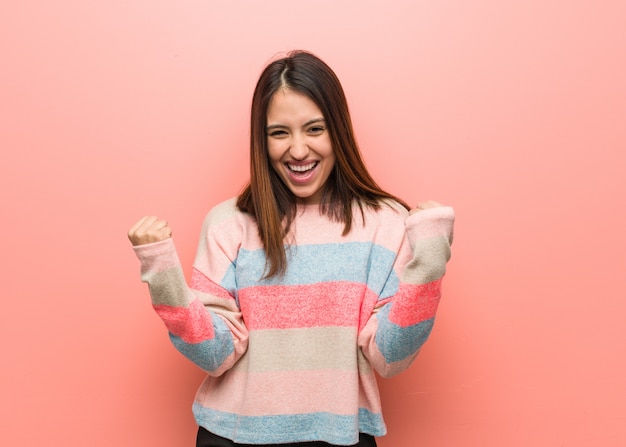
[359,283,440,378]
[359,206,454,377]
[134,239,248,375]
[163,300,244,375]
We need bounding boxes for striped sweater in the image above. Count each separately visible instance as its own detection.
[133,198,454,445]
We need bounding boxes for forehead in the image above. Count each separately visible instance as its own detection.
[266,89,323,123]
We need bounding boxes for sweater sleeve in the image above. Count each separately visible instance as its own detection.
[132,202,249,376]
[358,206,455,378]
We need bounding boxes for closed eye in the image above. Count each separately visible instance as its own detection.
[307,125,325,135]
[268,129,288,138]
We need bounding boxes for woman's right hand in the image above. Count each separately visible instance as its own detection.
[128,216,173,246]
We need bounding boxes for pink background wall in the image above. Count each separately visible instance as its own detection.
[2,1,625,445]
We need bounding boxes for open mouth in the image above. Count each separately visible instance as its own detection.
[287,161,318,175]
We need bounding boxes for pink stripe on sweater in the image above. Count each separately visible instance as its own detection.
[153,299,215,342]
[134,239,181,273]
[387,279,442,327]
[191,268,234,300]
[194,369,381,416]
[238,282,379,330]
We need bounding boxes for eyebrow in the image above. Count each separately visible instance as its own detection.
[266,117,326,132]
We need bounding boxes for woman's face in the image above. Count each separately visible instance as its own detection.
[266,89,335,205]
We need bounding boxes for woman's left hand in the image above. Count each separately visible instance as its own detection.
[409,200,446,215]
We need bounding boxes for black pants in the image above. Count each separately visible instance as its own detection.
[196,427,377,447]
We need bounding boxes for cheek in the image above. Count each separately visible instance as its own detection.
[266,140,284,163]
[321,137,334,157]
[267,146,284,174]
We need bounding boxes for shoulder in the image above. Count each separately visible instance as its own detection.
[195,198,261,254]
[378,199,410,217]
[204,197,239,223]
[360,199,409,226]
[347,200,408,242]
[201,197,253,232]
[373,199,455,228]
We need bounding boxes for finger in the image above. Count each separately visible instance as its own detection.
[128,216,153,237]
[409,200,445,215]
[416,200,444,210]
[162,226,173,238]
[135,216,160,235]
[141,218,172,242]
[150,219,169,231]
[128,216,160,243]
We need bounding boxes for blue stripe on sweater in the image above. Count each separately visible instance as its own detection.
[225,242,399,300]
[219,260,238,305]
[193,404,385,445]
[375,304,435,363]
[169,314,234,372]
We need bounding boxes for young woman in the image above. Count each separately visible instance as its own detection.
[128,50,455,447]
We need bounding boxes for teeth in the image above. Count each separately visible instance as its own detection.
[288,162,317,172]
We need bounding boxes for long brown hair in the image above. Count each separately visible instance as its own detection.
[237,50,409,277]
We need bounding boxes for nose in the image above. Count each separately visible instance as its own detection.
[289,134,310,160]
